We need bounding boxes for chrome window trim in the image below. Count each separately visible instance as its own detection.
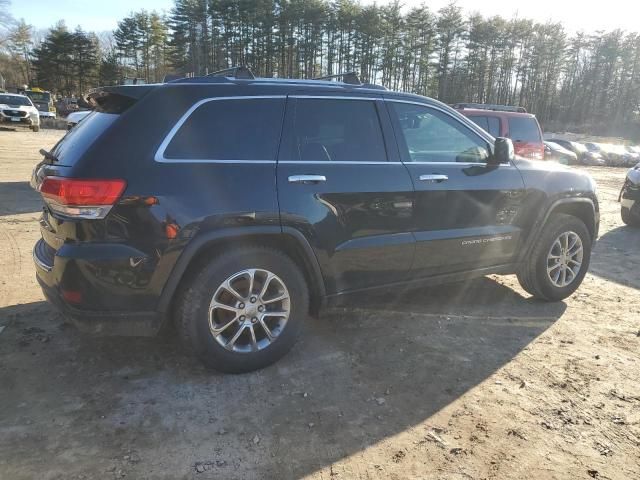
[154,95,287,164]
[279,161,401,165]
[154,93,508,166]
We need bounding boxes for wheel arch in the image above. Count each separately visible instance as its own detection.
[520,197,597,263]
[550,199,597,240]
[157,226,326,318]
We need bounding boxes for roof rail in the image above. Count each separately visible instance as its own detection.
[206,66,255,80]
[313,71,361,85]
[452,103,527,113]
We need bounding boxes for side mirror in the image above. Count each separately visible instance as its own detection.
[491,137,514,165]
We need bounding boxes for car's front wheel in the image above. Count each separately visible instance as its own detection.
[177,247,309,373]
[517,213,592,301]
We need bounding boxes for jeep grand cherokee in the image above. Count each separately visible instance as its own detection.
[32,71,599,373]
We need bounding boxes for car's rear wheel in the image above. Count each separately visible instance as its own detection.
[31,125,40,132]
[517,214,592,301]
[177,247,309,373]
[621,206,640,227]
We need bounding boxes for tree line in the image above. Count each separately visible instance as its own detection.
[1,0,639,137]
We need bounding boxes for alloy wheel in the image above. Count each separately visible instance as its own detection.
[208,269,290,353]
[546,231,584,288]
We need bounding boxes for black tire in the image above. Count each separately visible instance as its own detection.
[31,125,40,132]
[517,213,592,301]
[621,206,640,227]
[176,246,309,373]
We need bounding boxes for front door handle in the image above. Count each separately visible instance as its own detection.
[288,175,327,184]
[419,174,448,183]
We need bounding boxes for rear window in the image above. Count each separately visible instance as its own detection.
[508,116,541,143]
[51,112,118,166]
[162,98,284,161]
[468,115,500,137]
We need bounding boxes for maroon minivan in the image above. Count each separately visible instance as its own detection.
[454,103,544,160]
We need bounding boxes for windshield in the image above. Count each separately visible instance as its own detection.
[26,91,51,102]
[0,95,33,106]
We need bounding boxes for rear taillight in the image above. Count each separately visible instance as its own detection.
[39,177,126,219]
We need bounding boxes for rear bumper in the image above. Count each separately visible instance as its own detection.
[33,239,163,336]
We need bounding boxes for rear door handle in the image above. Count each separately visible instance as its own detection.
[419,174,448,183]
[288,175,327,184]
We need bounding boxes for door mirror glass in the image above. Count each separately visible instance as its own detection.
[492,137,514,164]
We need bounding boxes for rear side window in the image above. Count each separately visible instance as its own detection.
[468,115,500,137]
[281,98,387,162]
[508,116,541,143]
[162,98,285,161]
[51,112,119,166]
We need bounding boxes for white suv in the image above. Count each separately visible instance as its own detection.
[0,93,41,132]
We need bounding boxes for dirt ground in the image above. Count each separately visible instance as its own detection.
[0,129,639,480]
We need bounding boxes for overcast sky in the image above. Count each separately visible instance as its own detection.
[8,0,637,33]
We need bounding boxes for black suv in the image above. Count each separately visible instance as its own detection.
[32,71,599,372]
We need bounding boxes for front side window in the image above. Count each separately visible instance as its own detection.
[282,98,387,162]
[163,98,285,160]
[390,103,490,163]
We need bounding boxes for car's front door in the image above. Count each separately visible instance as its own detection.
[277,95,415,294]
[386,100,526,278]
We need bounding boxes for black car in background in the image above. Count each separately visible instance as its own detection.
[620,164,640,227]
[31,70,599,372]
[548,139,605,166]
[544,141,577,164]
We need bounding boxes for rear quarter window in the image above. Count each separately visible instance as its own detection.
[161,98,285,161]
[508,116,541,143]
[51,112,119,166]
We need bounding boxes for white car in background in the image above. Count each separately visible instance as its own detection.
[0,93,41,132]
[65,110,92,130]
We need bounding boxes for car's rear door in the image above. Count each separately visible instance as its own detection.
[277,95,415,294]
[385,99,526,278]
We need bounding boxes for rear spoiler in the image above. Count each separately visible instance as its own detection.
[86,85,156,113]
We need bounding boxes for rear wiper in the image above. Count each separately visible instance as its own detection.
[39,148,59,163]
